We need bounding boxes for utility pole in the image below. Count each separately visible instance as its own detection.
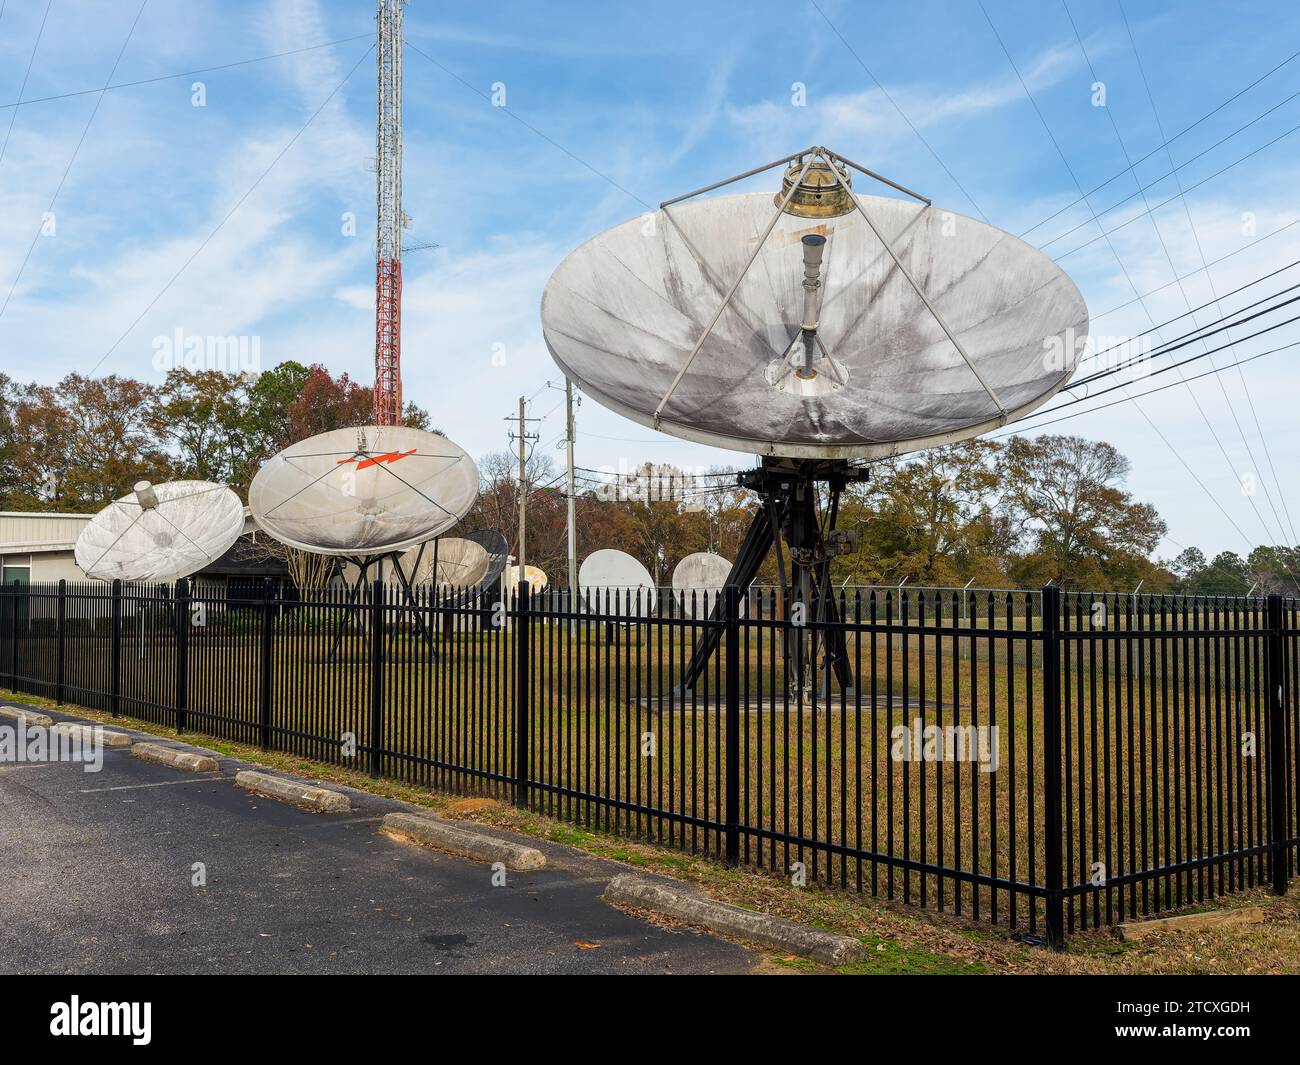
[518,395,527,584]
[507,397,540,587]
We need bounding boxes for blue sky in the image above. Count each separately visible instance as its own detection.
[2,0,1300,563]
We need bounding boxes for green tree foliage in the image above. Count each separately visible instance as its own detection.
[1001,434,1167,588]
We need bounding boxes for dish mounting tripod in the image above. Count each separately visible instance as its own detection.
[677,457,866,699]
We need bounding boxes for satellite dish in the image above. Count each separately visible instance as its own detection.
[75,480,245,583]
[542,173,1087,459]
[463,528,509,594]
[502,564,548,596]
[398,537,490,593]
[672,552,732,596]
[580,549,656,616]
[544,147,1088,696]
[249,426,478,556]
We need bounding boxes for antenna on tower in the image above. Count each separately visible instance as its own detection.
[374,0,404,426]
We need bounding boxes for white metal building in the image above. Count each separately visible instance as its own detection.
[0,511,95,587]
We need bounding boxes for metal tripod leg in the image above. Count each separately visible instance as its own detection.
[676,503,777,695]
[386,551,436,651]
[327,564,369,663]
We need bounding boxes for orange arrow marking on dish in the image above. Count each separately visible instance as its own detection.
[336,448,416,471]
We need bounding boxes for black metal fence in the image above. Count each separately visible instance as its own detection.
[3,578,1297,947]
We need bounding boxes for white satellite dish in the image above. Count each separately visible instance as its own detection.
[580,549,656,616]
[502,564,548,596]
[249,425,478,557]
[542,151,1087,460]
[75,480,244,583]
[671,552,732,608]
[542,147,1089,695]
[398,537,490,593]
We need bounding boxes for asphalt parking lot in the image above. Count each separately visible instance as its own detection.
[0,703,757,975]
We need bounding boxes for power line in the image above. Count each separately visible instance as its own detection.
[1044,307,1300,413]
[0,0,52,169]
[1038,92,1300,252]
[86,41,375,377]
[1079,256,1300,371]
[1001,338,1300,435]
[1118,0,1300,547]
[1060,0,1294,550]
[1056,0,1288,548]
[0,33,374,111]
[979,0,1283,553]
[1,0,149,319]
[1072,284,1300,388]
[1017,43,1300,239]
[1089,214,1300,326]
[1050,116,1300,262]
[805,0,989,220]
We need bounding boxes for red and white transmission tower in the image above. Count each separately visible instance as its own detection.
[373,0,404,426]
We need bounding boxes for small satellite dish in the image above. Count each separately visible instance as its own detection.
[580,549,656,616]
[398,537,490,593]
[671,552,732,604]
[542,159,1087,459]
[463,528,509,594]
[249,426,478,556]
[75,480,245,583]
[502,564,548,597]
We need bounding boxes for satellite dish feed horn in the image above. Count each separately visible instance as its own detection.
[134,481,159,509]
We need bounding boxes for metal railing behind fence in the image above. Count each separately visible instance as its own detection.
[2,578,1296,947]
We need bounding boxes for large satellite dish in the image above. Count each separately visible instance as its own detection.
[75,480,244,583]
[580,549,656,616]
[249,426,478,556]
[541,147,1089,698]
[542,150,1087,460]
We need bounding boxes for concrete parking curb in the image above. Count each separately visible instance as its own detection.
[382,811,547,870]
[234,770,352,813]
[51,722,132,748]
[603,874,867,966]
[1118,905,1265,941]
[132,741,219,774]
[0,705,54,728]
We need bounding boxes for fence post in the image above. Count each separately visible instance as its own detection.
[175,578,189,733]
[8,580,18,694]
[515,581,531,809]
[110,579,122,716]
[1266,593,1288,894]
[724,583,741,865]
[369,578,384,777]
[0,581,12,690]
[55,579,67,705]
[260,577,274,750]
[1041,584,1066,949]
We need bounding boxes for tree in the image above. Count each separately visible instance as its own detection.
[1002,434,1166,588]
[242,360,311,460]
[150,369,255,491]
[844,440,1007,586]
[1185,550,1251,595]
[5,373,173,512]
